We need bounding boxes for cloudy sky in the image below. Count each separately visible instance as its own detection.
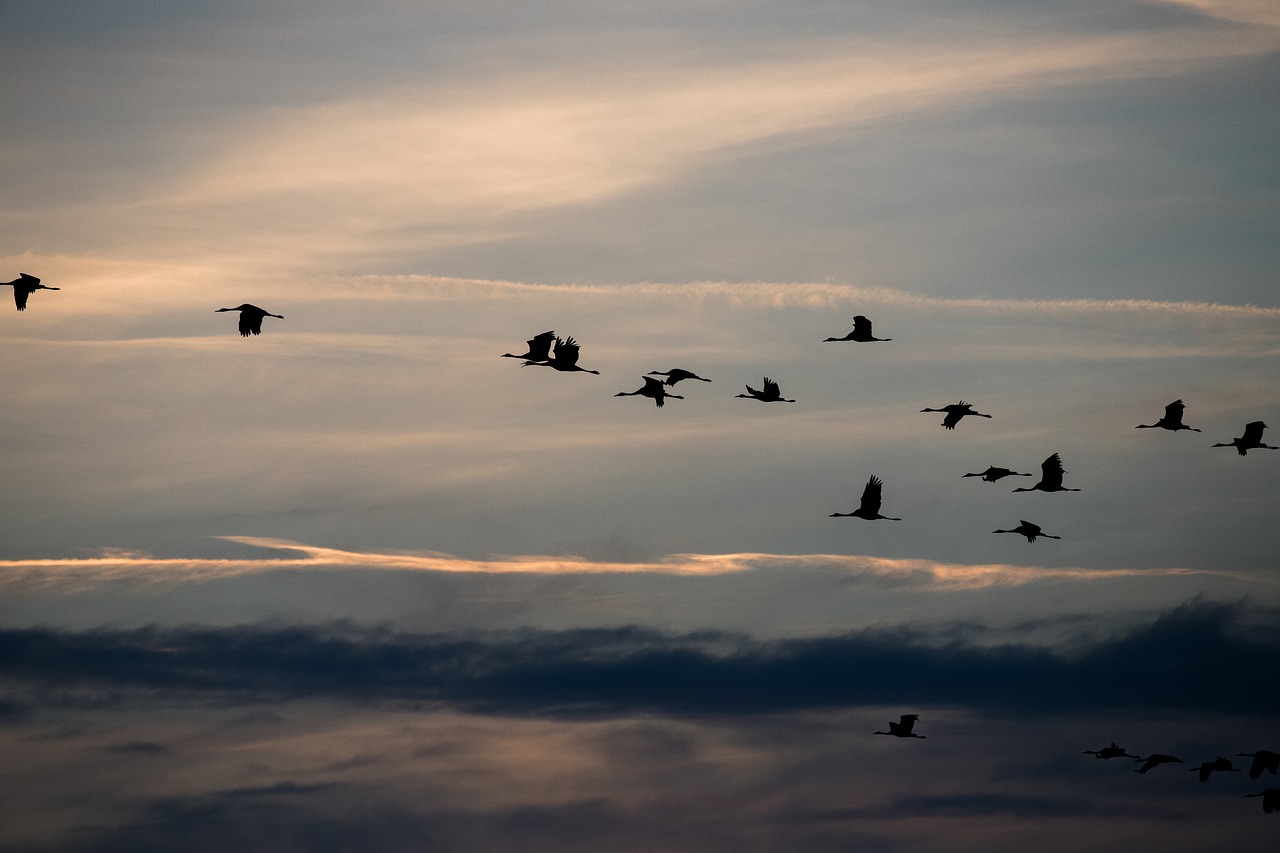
[2,1,1278,849]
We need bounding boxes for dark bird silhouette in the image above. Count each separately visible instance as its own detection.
[1135,399,1200,432]
[874,714,925,738]
[1012,453,1080,493]
[963,466,1031,483]
[830,475,901,521]
[1083,742,1135,760]
[216,303,283,336]
[1133,754,1183,774]
[3,273,59,311]
[1245,789,1280,814]
[646,368,711,386]
[616,376,684,408]
[1212,421,1278,455]
[920,401,991,430]
[502,330,555,362]
[993,520,1060,542]
[1239,750,1280,780]
[736,377,794,403]
[824,314,891,342]
[523,336,600,374]
[1189,757,1240,782]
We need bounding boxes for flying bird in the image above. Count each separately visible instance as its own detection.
[993,520,1060,542]
[829,475,901,521]
[823,314,891,342]
[1083,742,1135,760]
[963,466,1031,483]
[523,336,600,374]
[736,377,794,403]
[646,369,711,386]
[920,401,991,430]
[1238,750,1280,780]
[615,376,683,408]
[1133,754,1183,774]
[1012,453,1080,493]
[216,303,283,336]
[1245,789,1280,814]
[1189,757,1240,782]
[1212,421,1278,455]
[874,714,925,738]
[502,330,555,362]
[3,273,59,311]
[1135,399,1200,432]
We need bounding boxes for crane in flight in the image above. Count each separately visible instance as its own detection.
[962,466,1031,483]
[1189,757,1240,782]
[3,273,59,311]
[1133,754,1183,774]
[1135,399,1200,432]
[216,304,283,336]
[502,330,555,362]
[646,369,711,386]
[1238,750,1280,780]
[615,376,684,408]
[1083,742,1135,760]
[1245,789,1279,814]
[823,315,892,342]
[523,336,600,374]
[1212,421,1278,455]
[829,475,901,521]
[920,401,991,430]
[1012,453,1080,493]
[874,714,926,738]
[736,377,794,403]
[993,520,1060,543]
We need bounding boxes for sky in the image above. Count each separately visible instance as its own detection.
[2,1,1279,850]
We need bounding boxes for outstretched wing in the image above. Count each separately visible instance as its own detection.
[1040,453,1066,488]
[1164,400,1186,424]
[527,331,556,361]
[852,315,872,336]
[555,336,582,367]
[859,476,884,515]
[642,376,666,394]
[762,377,780,398]
[1242,421,1267,444]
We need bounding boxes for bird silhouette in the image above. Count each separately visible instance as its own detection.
[1245,789,1280,814]
[920,401,991,430]
[736,377,794,403]
[523,336,600,374]
[1212,421,1278,455]
[963,466,1031,483]
[1083,742,1135,760]
[1012,453,1080,493]
[3,273,59,311]
[616,376,684,408]
[502,330,555,362]
[1135,399,1200,432]
[1133,754,1183,774]
[1189,757,1240,782]
[646,368,711,386]
[830,475,901,521]
[874,714,925,738]
[993,520,1060,542]
[1238,750,1280,780]
[216,303,283,336]
[823,315,892,342]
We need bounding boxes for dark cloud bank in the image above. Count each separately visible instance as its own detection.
[3,598,1276,718]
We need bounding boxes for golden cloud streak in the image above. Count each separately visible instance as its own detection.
[0,537,1243,595]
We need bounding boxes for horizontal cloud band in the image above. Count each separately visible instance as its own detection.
[2,599,1275,717]
[0,536,1238,594]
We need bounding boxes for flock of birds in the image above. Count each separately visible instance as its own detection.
[872,717,1278,813]
[8,273,1277,818]
[493,319,1274,543]
[1082,742,1279,814]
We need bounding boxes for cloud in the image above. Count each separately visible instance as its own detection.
[0,537,1241,595]
[3,599,1276,716]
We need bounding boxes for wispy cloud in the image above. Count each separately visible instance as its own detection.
[0,537,1244,595]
